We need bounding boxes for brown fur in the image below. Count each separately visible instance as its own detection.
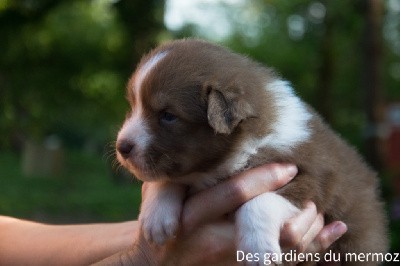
[120,39,388,264]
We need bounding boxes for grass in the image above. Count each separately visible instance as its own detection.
[0,150,142,224]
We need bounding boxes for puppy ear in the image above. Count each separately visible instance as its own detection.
[205,83,254,134]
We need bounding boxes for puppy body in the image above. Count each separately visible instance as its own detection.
[117,39,388,264]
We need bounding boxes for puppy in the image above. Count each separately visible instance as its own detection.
[116,39,388,264]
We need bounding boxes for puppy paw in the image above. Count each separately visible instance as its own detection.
[139,182,185,245]
[141,211,180,245]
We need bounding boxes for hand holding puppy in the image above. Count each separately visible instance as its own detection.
[102,164,346,265]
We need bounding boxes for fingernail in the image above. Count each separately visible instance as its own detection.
[333,222,347,240]
[286,165,298,178]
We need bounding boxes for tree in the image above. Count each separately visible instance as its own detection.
[361,0,385,171]
[0,0,166,149]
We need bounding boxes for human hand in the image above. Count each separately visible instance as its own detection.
[97,163,346,265]
[182,163,298,233]
[174,200,347,266]
[97,163,297,265]
[141,163,300,265]
[280,201,347,263]
[168,163,301,265]
[180,164,347,264]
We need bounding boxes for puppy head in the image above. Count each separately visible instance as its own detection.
[116,39,275,182]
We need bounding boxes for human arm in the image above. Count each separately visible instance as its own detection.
[0,216,137,265]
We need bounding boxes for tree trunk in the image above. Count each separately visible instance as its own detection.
[361,0,385,171]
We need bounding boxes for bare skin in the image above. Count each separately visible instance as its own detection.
[98,164,347,265]
[0,164,346,265]
[0,217,137,265]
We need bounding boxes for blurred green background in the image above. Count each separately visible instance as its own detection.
[1,0,399,251]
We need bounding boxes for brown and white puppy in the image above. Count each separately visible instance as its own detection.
[116,39,388,264]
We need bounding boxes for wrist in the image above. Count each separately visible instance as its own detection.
[105,235,163,265]
[133,232,167,266]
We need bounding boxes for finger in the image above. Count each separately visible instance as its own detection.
[310,221,347,253]
[280,201,319,249]
[299,213,324,252]
[182,163,297,233]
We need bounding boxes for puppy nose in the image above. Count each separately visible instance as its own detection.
[116,139,134,159]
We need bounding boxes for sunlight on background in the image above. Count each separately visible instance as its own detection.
[165,0,400,81]
[165,0,326,43]
[164,0,281,43]
[165,0,243,40]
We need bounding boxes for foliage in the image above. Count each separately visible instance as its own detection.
[0,0,165,148]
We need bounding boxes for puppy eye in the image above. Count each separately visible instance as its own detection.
[160,111,178,123]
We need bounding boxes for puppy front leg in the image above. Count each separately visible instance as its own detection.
[236,192,299,265]
[139,182,186,245]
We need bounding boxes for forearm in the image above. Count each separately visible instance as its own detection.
[0,215,137,265]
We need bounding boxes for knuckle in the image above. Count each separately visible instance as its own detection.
[316,213,324,228]
[305,241,319,254]
[282,222,302,247]
[266,164,287,187]
[266,163,281,177]
[318,233,331,251]
[226,179,248,202]
[308,202,317,215]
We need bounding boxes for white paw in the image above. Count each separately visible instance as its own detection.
[140,209,180,245]
[138,182,185,245]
